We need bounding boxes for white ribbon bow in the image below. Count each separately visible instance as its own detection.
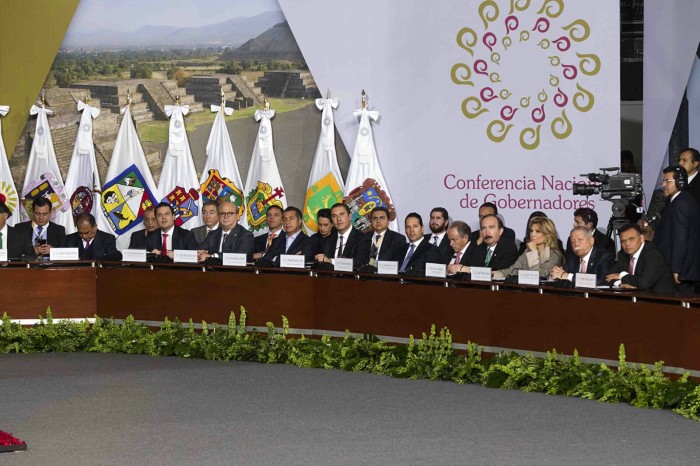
[77,100,101,119]
[165,104,189,156]
[0,105,9,117]
[165,104,190,118]
[316,98,339,150]
[211,104,234,116]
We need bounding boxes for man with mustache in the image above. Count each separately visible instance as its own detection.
[551,226,614,286]
[464,214,518,273]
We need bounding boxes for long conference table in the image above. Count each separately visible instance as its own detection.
[3,261,700,374]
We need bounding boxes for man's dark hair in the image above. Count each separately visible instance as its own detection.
[430,207,449,221]
[621,150,634,162]
[283,206,302,221]
[266,204,284,215]
[155,201,175,215]
[330,203,351,215]
[681,147,700,163]
[316,208,332,221]
[371,206,390,218]
[479,202,498,216]
[480,213,503,230]
[75,212,97,227]
[0,200,11,217]
[32,197,52,211]
[449,220,471,238]
[202,200,219,209]
[663,165,688,190]
[618,222,642,236]
[405,212,423,226]
[574,207,598,228]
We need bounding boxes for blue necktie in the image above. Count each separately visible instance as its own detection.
[400,244,416,273]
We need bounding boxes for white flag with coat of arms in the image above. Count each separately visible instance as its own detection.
[0,106,20,226]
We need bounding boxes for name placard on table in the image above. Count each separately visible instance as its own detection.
[50,248,79,261]
[333,257,354,272]
[222,253,247,267]
[518,270,540,286]
[122,249,147,262]
[280,254,305,269]
[575,272,597,289]
[377,260,398,275]
[173,249,198,264]
[425,262,446,278]
[470,266,492,282]
[0,249,7,262]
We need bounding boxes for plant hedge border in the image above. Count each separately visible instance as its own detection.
[2,308,700,422]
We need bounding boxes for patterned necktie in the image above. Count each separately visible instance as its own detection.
[265,232,276,253]
[161,233,168,256]
[369,234,382,266]
[628,255,635,275]
[433,235,439,246]
[399,244,416,273]
[454,251,462,265]
[579,259,586,273]
[35,225,44,244]
[221,233,228,253]
[337,235,345,258]
[484,247,493,266]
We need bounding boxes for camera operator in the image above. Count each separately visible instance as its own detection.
[652,166,700,294]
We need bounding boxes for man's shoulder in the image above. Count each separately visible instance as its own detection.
[495,239,517,252]
[48,222,65,233]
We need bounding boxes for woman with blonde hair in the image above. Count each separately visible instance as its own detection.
[493,216,564,279]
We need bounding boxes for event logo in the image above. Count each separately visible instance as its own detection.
[451,0,599,150]
[101,164,156,235]
[21,172,68,220]
[200,169,244,217]
[245,180,285,232]
[344,178,396,233]
[163,186,200,227]
[303,172,344,232]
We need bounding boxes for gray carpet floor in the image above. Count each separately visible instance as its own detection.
[1,353,700,465]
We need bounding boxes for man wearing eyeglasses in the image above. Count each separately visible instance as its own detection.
[652,165,700,294]
[198,201,253,264]
[14,197,66,259]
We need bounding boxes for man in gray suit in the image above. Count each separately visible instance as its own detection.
[197,201,253,264]
[191,201,220,247]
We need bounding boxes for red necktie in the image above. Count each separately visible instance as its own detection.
[161,233,168,256]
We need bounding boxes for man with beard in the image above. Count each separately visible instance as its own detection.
[423,207,452,264]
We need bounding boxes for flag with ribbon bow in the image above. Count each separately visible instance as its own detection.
[302,96,345,233]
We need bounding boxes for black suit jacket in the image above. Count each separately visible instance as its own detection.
[610,243,676,294]
[200,224,254,261]
[5,225,35,260]
[254,230,284,254]
[128,230,149,250]
[65,230,122,261]
[263,231,314,265]
[369,229,406,262]
[653,191,700,282]
[398,239,443,275]
[447,241,477,266]
[319,227,370,268]
[15,221,66,248]
[145,226,199,252]
[565,229,615,263]
[687,175,700,207]
[467,240,519,270]
[424,232,453,264]
[563,245,615,286]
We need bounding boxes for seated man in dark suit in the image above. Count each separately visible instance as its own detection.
[128,206,158,250]
[465,214,519,272]
[252,204,284,261]
[565,207,615,263]
[145,202,199,260]
[445,221,475,276]
[364,206,406,267]
[15,196,66,259]
[606,223,675,294]
[315,203,370,269]
[469,202,516,245]
[197,201,254,264]
[397,212,442,276]
[191,200,219,247]
[309,208,333,256]
[263,206,314,265]
[65,212,122,261]
[424,207,453,264]
[551,226,614,286]
[0,200,34,260]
